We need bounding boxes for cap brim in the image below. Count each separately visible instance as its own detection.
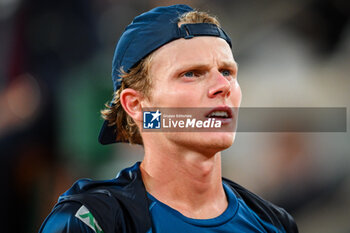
[98,119,117,145]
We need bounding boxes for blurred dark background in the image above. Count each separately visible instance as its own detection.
[0,0,349,232]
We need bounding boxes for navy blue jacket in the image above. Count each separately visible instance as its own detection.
[39,162,298,233]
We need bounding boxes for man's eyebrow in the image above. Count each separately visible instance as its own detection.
[220,61,238,70]
[172,63,212,75]
[172,61,238,74]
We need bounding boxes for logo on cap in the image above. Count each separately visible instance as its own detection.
[143,110,162,129]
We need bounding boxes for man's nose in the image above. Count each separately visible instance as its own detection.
[208,71,231,98]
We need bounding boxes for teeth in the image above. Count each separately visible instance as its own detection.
[208,111,228,118]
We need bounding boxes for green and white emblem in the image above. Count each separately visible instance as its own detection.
[75,205,104,233]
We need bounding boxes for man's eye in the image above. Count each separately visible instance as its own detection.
[183,71,195,77]
[221,70,231,76]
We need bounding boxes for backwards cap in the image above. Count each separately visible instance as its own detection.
[99,4,232,145]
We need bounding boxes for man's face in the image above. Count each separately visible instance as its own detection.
[141,36,242,154]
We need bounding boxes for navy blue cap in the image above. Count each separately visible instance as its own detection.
[99,4,232,145]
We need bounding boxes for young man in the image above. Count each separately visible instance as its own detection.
[39,4,298,233]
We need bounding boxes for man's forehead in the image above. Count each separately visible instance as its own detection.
[151,36,235,68]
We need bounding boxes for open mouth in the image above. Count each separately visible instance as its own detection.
[207,111,230,118]
[205,106,233,122]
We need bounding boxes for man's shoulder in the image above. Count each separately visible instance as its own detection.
[59,163,140,198]
[39,162,152,233]
[56,162,143,215]
[39,202,102,233]
[38,178,124,233]
[223,177,299,233]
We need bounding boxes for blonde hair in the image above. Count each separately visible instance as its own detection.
[101,10,221,145]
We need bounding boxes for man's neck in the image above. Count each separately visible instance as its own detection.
[140,146,227,219]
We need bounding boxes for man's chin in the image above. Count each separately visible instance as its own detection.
[211,136,235,150]
[196,132,236,152]
[162,131,235,155]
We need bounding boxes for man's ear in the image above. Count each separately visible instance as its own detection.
[120,88,143,122]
